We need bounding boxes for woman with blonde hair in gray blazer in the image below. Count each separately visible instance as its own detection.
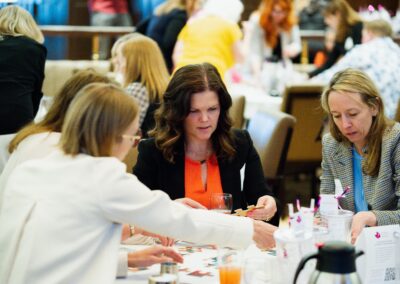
[320,68,400,244]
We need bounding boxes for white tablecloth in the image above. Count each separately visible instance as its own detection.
[115,243,276,284]
[228,83,283,120]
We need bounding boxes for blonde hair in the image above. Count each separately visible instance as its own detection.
[364,19,393,38]
[121,36,169,103]
[60,83,139,157]
[0,5,44,43]
[321,68,393,176]
[155,0,186,16]
[110,33,144,68]
[9,69,113,153]
[324,0,361,42]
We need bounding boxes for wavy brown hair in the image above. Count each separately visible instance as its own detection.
[259,0,296,48]
[321,68,393,176]
[150,63,235,163]
[324,0,361,42]
[9,69,112,153]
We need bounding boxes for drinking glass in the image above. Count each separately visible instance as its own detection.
[210,193,233,214]
[218,248,242,284]
[321,209,353,242]
[243,257,272,284]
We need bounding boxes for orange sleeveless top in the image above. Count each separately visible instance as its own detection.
[184,154,223,209]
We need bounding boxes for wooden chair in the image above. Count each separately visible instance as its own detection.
[280,83,326,198]
[230,95,246,129]
[247,109,296,202]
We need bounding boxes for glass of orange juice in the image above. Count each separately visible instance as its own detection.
[218,248,242,284]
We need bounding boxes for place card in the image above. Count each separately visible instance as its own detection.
[319,194,338,215]
[356,225,400,284]
[334,179,344,196]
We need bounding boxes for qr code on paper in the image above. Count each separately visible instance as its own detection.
[384,267,397,281]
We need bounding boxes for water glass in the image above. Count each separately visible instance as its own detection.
[321,209,353,242]
[243,257,272,284]
[218,248,242,284]
[210,193,233,214]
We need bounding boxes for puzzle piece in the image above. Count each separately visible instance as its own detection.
[187,270,213,277]
[233,205,264,217]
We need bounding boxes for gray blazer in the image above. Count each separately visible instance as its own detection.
[320,123,400,225]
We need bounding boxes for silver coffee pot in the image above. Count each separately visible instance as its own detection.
[293,241,364,284]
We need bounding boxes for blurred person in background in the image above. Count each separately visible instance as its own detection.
[312,20,400,120]
[320,68,400,244]
[309,0,363,77]
[243,0,301,79]
[173,0,244,79]
[88,0,133,59]
[0,5,46,173]
[114,35,170,137]
[137,0,188,72]
[313,28,336,67]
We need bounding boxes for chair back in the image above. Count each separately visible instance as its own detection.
[281,84,325,173]
[230,95,246,129]
[247,109,296,179]
[42,60,111,97]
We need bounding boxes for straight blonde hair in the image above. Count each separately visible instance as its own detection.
[60,83,139,157]
[121,36,169,103]
[321,68,393,176]
[9,70,112,153]
[0,5,44,43]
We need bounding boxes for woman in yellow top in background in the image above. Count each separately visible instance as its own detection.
[172,0,243,79]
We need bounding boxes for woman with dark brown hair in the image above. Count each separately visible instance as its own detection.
[134,63,280,225]
[309,0,363,77]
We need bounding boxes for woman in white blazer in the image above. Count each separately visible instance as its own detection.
[0,83,277,284]
[0,69,179,278]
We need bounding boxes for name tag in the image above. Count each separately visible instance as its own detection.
[356,225,400,284]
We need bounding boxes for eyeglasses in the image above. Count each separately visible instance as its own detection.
[122,129,142,147]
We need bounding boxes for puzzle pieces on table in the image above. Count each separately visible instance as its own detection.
[177,246,203,254]
[187,270,214,277]
[233,205,264,217]
[128,267,149,272]
[203,256,218,267]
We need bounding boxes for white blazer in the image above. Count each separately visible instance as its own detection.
[0,132,60,210]
[0,150,253,284]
